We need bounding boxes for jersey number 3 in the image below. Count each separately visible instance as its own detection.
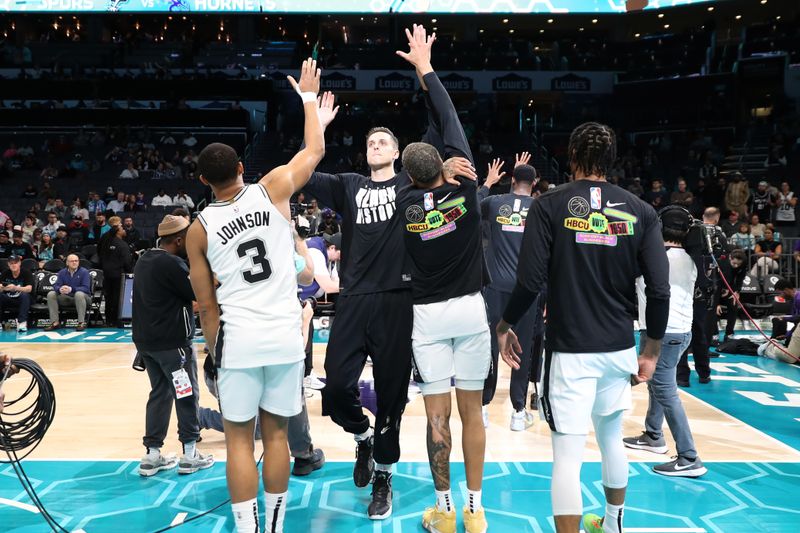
[237,238,272,284]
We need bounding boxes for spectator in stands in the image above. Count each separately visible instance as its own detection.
[698,153,717,182]
[87,192,107,215]
[151,189,173,207]
[120,162,139,179]
[124,194,138,212]
[10,231,34,260]
[105,146,124,165]
[730,223,755,251]
[135,192,147,210]
[21,214,38,244]
[37,233,55,267]
[43,211,61,238]
[53,227,69,260]
[775,181,797,231]
[103,187,116,204]
[71,198,90,221]
[108,192,127,213]
[671,179,694,208]
[171,208,190,221]
[720,210,740,238]
[123,217,141,246]
[750,214,766,240]
[764,146,787,181]
[627,177,644,199]
[751,228,782,277]
[67,215,89,248]
[43,197,57,213]
[0,255,33,332]
[172,189,194,210]
[88,212,111,244]
[69,153,87,175]
[40,183,56,201]
[31,228,44,255]
[45,254,91,331]
[645,178,669,209]
[21,185,37,199]
[51,198,67,221]
[725,172,750,218]
[318,209,340,236]
[750,181,774,223]
[160,132,176,145]
[41,166,58,180]
[98,216,132,328]
[0,233,10,259]
[2,143,18,160]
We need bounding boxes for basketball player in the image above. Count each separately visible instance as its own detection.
[187,59,332,533]
[497,122,671,533]
[302,24,476,519]
[479,156,545,431]
[398,136,490,533]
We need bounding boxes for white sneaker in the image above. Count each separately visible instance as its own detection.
[178,451,214,475]
[16,321,27,332]
[482,406,489,428]
[510,409,535,432]
[304,371,326,390]
[757,341,769,357]
[139,453,178,477]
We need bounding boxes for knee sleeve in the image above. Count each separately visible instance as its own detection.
[551,432,587,516]
[592,411,628,489]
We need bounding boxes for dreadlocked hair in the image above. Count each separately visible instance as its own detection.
[567,122,617,179]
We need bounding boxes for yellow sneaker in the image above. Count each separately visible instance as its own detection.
[463,506,488,533]
[422,504,456,533]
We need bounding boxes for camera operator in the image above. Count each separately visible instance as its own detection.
[133,215,213,477]
[676,207,725,387]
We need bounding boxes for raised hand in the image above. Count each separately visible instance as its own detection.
[317,91,339,129]
[287,58,321,97]
[442,156,477,185]
[514,151,532,168]
[395,24,435,72]
[485,158,506,188]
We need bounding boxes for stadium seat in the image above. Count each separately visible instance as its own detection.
[29,271,58,323]
[43,259,66,272]
[21,258,38,272]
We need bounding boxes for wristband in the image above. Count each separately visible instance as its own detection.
[299,91,317,104]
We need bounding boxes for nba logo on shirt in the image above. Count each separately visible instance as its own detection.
[424,192,434,211]
[590,187,601,210]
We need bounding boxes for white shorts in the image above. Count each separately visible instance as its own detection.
[217,361,304,422]
[539,348,638,435]
[412,329,491,396]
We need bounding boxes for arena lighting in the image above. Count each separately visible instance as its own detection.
[539,29,545,33]
[635,33,640,37]
[735,14,742,19]
[502,18,509,23]
[591,18,598,23]
[657,13,664,18]
[431,18,437,22]
[509,29,514,33]
[547,18,553,23]
[663,23,670,28]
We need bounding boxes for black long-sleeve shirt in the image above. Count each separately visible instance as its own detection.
[98,237,133,279]
[504,180,671,353]
[479,188,534,293]
[303,72,463,296]
[132,249,196,351]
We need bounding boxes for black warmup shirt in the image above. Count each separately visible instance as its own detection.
[1,269,33,290]
[504,180,671,353]
[398,178,485,304]
[479,189,533,293]
[304,72,459,296]
[132,249,196,351]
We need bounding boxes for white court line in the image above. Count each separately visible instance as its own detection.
[0,496,40,513]
[170,512,188,526]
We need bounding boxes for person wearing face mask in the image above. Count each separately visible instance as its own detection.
[133,214,213,479]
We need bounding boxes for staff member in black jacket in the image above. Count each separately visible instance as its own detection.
[133,215,213,477]
[98,216,133,328]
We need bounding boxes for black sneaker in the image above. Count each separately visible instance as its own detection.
[622,432,668,454]
[699,376,712,384]
[677,379,690,388]
[368,470,392,520]
[353,435,374,488]
[653,456,708,478]
[292,448,325,476]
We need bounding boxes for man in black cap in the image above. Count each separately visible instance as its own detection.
[133,214,213,477]
[10,231,34,260]
[0,233,11,259]
[0,255,33,332]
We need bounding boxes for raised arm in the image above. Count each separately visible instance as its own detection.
[261,59,326,218]
[186,221,220,353]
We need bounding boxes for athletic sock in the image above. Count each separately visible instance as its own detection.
[183,441,196,458]
[375,462,392,472]
[231,498,259,533]
[603,502,623,533]
[435,489,453,512]
[264,491,288,533]
[467,489,482,513]
[146,447,160,460]
[354,428,373,442]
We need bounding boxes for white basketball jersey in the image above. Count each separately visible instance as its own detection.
[198,184,303,369]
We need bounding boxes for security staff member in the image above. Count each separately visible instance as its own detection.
[133,215,213,477]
